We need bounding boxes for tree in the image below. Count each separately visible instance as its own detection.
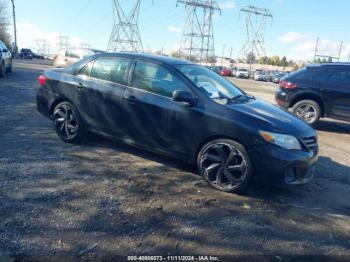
[270,56,280,66]
[280,56,288,67]
[258,56,268,64]
[170,51,181,58]
[0,1,11,49]
[246,52,256,64]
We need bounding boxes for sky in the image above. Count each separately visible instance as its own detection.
[7,0,350,61]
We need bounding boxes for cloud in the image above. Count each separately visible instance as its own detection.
[278,32,304,43]
[218,1,235,10]
[167,26,182,33]
[17,21,84,54]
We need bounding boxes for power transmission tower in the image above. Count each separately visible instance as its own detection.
[35,39,50,56]
[239,5,273,64]
[107,0,144,52]
[177,0,221,64]
[314,36,343,62]
[57,35,70,50]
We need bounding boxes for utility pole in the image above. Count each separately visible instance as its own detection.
[177,0,221,64]
[10,0,18,58]
[221,45,226,66]
[229,46,233,63]
[107,0,144,52]
[239,5,273,63]
[313,36,319,63]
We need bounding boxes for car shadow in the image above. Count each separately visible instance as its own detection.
[314,119,350,134]
[78,133,350,217]
[246,155,350,217]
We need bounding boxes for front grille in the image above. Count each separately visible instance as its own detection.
[301,136,318,151]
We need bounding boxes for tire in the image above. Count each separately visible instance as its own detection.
[292,100,321,125]
[197,139,252,193]
[0,62,5,78]
[6,62,12,73]
[52,101,84,143]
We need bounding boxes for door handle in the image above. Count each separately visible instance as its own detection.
[76,82,86,89]
[124,95,138,103]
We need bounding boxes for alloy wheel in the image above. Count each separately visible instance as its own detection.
[53,103,79,141]
[199,142,248,191]
[295,104,318,124]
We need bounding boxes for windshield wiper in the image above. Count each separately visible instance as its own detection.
[229,94,255,102]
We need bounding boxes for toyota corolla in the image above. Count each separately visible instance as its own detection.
[36,53,318,193]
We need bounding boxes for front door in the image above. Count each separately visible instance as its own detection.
[123,60,199,156]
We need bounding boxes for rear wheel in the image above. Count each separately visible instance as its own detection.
[197,139,252,193]
[52,102,83,143]
[292,100,321,125]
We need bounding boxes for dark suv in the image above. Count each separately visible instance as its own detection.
[275,63,350,125]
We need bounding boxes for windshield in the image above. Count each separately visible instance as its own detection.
[175,64,243,100]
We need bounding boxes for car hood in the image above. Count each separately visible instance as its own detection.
[226,99,314,137]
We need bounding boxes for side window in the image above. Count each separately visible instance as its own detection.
[90,58,130,85]
[132,61,188,98]
[328,70,350,85]
[78,61,93,77]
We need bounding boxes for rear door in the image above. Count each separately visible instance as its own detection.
[324,68,350,120]
[76,57,131,135]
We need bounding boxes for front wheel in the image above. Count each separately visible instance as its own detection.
[197,139,252,193]
[292,100,321,125]
[52,101,83,143]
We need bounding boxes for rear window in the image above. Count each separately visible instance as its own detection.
[328,70,350,85]
[287,67,329,82]
[66,49,80,59]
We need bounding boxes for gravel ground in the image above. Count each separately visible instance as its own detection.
[0,63,349,257]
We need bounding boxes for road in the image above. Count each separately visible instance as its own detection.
[0,62,349,257]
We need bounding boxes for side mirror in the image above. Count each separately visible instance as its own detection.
[172,90,197,106]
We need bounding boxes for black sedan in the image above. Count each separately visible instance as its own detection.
[36,53,318,193]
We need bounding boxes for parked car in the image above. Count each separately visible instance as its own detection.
[20,48,44,60]
[53,48,105,68]
[230,67,237,76]
[220,67,232,76]
[37,53,318,193]
[254,70,268,81]
[271,72,286,83]
[275,63,350,125]
[236,68,249,79]
[0,40,12,77]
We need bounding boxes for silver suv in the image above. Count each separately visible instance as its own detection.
[0,40,12,77]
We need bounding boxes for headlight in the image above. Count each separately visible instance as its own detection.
[259,131,301,150]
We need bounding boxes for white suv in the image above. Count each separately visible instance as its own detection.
[0,40,12,77]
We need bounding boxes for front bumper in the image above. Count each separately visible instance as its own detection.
[250,144,318,186]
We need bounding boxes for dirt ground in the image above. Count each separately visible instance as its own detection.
[0,61,349,258]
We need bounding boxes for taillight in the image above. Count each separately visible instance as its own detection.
[38,75,47,86]
[279,80,297,89]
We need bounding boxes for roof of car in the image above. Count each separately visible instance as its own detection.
[95,52,195,65]
[307,62,350,68]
